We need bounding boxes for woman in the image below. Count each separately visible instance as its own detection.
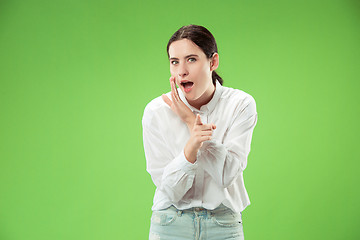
[142,24,258,240]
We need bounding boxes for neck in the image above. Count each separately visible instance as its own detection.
[187,83,216,110]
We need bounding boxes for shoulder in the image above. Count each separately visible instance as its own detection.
[220,85,256,112]
[142,92,172,127]
[218,85,257,124]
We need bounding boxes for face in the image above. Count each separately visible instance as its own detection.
[168,39,218,107]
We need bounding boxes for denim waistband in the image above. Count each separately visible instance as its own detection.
[165,204,237,217]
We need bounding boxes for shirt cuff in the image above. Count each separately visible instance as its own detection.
[199,139,227,157]
[201,139,216,149]
[174,149,198,175]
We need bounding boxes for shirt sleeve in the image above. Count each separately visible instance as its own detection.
[142,106,198,203]
[198,95,258,188]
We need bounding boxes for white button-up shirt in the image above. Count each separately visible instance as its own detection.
[142,80,258,213]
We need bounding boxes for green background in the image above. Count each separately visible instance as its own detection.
[1,0,359,239]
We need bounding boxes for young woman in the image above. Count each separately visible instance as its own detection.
[142,24,258,240]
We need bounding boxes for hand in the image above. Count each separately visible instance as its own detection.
[162,76,195,128]
[184,114,216,163]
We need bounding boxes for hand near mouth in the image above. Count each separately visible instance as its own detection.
[162,76,195,130]
[162,76,216,163]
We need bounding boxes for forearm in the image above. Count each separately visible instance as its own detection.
[199,114,257,188]
[199,140,243,188]
[184,114,216,164]
[184,115,197,163]
[185,115,195,131]
[143,117,198,202]
[158,150,198,202]
[184,140,199,164]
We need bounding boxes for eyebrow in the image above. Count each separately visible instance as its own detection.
[169,54,199,60]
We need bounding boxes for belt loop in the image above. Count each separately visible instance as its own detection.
[177,210,183,217]
[208,209,213,218]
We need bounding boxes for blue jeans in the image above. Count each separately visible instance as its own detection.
[149,204,244,240]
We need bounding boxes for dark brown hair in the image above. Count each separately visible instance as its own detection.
[166,24,224,86]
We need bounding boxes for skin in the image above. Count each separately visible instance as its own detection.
[161,38,220,163]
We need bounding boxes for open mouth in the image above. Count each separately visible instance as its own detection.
[180,81,194,91]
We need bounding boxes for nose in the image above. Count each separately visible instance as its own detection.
[178,63,189,78]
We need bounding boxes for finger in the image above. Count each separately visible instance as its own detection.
[199,136,212,142]
[170,77,180,102]
[170,75,176,83]
[197,124,214,131]
[206,124,216,130]
[170,77,178,102]
[172,77,181,101]
[199,130,213,136]
[162,94,172,107]
[195,114,203,125]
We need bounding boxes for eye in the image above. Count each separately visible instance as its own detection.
[171,60,178,65]
[188,58,196,62]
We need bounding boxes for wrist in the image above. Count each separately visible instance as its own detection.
[185,115,195,131]
[184,141,199,164]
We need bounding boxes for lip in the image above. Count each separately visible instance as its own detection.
[179,80,194,93]
[180,79,190,83]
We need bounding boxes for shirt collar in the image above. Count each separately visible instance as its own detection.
[178,79,223,114]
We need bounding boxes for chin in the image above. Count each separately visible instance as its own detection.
[185,93,200,102]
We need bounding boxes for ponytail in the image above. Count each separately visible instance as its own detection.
[212,71,223,85]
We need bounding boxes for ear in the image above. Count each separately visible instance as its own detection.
[210,52,219,71]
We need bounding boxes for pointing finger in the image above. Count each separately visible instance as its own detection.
[195,114,203,125]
